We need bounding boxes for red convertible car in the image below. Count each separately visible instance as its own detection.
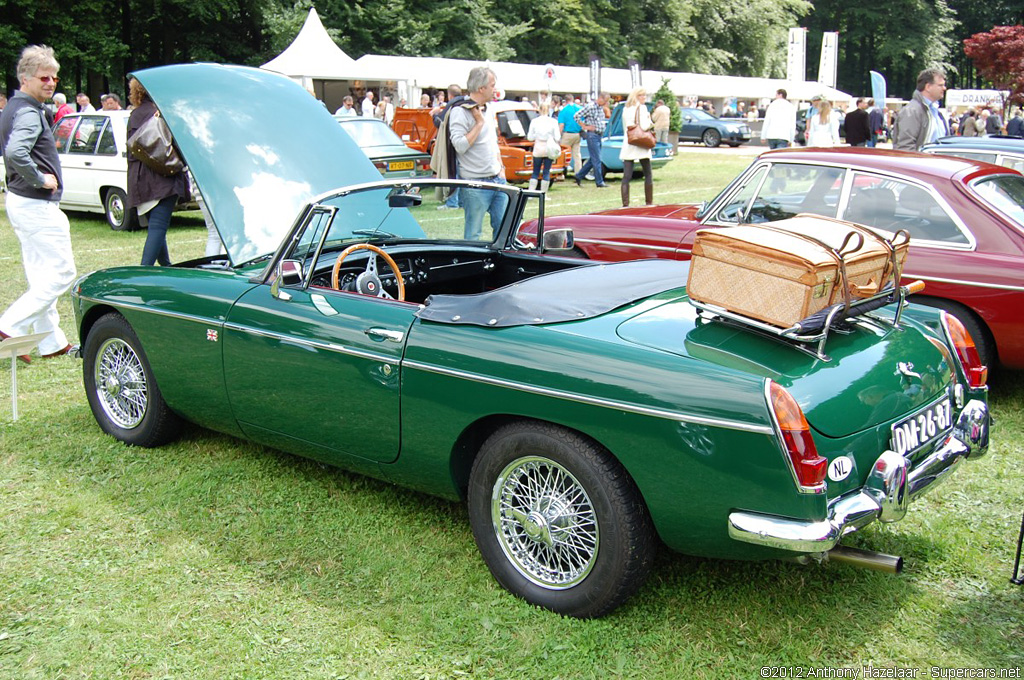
[535,148,1024,369]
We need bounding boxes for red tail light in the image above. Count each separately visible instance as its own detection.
[768,381,827,492]
[941,312,987,388]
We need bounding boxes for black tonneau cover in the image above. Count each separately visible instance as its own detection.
[417,260,689,327]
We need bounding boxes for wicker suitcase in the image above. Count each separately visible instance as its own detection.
[688,220,872,328]
[774,215,910,298]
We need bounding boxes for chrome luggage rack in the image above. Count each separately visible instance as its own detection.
[690,280,924,361]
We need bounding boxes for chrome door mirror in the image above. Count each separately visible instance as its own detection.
[542,227,574,251]
[271,259,303,300]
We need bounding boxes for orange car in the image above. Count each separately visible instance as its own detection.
[392,101,571,183]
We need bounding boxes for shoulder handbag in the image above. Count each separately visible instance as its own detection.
[546,121,562,159]
[627,107,656,149]
[532,137,549,159]
[127,110,184,176]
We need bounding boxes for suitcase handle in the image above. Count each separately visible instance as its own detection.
[751,224,863,315]
[849,278,882,297]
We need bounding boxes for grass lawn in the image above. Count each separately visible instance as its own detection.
[0,150,1021,679]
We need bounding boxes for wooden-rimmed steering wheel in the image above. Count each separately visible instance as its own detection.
[331,243,406,301]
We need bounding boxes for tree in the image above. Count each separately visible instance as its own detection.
[963,25,1024,106]
[945,0,1021,88]
[654,77,681,132]
[801,0,957,98]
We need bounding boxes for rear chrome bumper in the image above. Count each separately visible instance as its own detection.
[728,399,990,554]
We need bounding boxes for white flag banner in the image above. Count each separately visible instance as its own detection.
[787,28,806,83]
[817,32,838,89]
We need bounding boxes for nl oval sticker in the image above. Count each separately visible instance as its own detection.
[828,456,854,482]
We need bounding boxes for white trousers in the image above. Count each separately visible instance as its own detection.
[0,193,77,355]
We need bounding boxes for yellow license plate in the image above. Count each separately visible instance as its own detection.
[389,160,415,171]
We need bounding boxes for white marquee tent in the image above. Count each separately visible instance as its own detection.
[262,8,852,111]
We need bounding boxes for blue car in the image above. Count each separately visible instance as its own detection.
[920,135,1024,174]
[579,102,675,176]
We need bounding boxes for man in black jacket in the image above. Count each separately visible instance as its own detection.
[0,45,77,361]
[845,98,872,147]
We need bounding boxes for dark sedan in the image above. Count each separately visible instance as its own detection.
[678,108,751,148]
[531,148,1024,369]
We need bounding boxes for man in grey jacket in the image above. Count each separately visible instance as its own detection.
[448,66,508,240]
[893,68,949,151]
[0,45,77,361]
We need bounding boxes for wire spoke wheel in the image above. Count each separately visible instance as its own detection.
[83,313,181,448]
[94,337,149,429]
[468,422,656,617]
[492,456,599,589]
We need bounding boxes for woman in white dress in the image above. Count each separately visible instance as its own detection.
[807,99,841,147]
[526,101,561,193]
[620,86,655,206]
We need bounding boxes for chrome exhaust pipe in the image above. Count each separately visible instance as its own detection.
[827,545,903,573]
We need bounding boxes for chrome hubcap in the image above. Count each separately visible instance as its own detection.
[109,196,124,224]
[94,338,148,429]
[491,456,599,589]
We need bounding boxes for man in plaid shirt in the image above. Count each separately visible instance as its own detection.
[573,92,610,188]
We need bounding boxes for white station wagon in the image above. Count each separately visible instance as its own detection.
[51,110,194,230]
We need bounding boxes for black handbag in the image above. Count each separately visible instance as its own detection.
[127,110,184,176]
[626,108,656,149]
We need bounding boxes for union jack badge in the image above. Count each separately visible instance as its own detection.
[206,329,219,342]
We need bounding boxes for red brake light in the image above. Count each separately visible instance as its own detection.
[769,381,827,491]
[941,312,987,388]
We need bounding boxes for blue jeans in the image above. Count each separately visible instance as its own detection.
[141,195,176,266]
[459,173,509,240]
[530,157,553,181]
[767,139,789,150]
[444,186,461,208]
[577,131,605,185]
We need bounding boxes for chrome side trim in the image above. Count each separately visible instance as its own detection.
[223,323,395,364]
[78,296,222,327]
[574,237,681,253]
[728,399,990,552]
[905,273,1024,293]
[403,359,774,434]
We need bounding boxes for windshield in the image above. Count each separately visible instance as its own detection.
[972,174,1024,228]
[336,118,406,149]
[683,108,715,121]
[284,180,521,264]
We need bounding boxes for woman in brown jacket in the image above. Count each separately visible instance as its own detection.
[127,77,189,266]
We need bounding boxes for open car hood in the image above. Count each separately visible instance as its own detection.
[134,63,380,265]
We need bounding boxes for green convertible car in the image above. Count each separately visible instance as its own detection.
[73,64,992,618]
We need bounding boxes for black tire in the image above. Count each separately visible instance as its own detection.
[702,128,722,148]
[104,188,137,231]
[916,297,997,368]
[468,421,656,618]
[83,313,182,447]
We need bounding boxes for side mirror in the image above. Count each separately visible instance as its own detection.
[279,259,303,286]
[542,227,574,251]
[271,259,303,300]
[388,191,423,208]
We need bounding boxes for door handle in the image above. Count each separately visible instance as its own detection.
[365,328,404,343]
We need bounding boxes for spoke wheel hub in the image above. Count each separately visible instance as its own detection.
[492,456,599,590]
